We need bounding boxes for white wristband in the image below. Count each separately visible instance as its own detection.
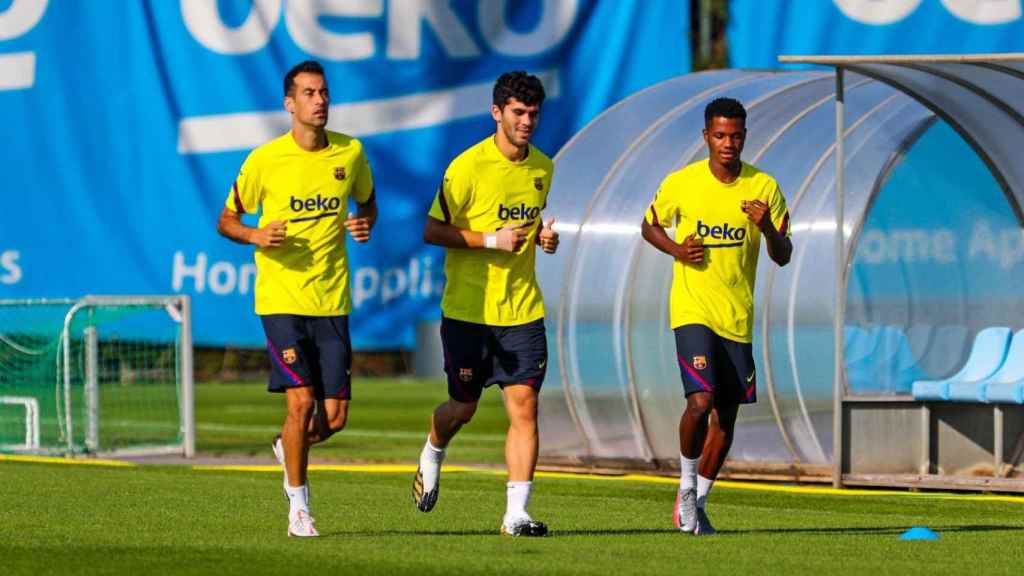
[484,233,497,249]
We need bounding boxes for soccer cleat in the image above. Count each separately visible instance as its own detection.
[287,510,319,538]
[501,517,549,537]
[412,465,439,512]
[694,508,716,536]
[674,488,697,533]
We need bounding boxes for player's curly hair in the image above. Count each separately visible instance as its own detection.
[704,97,747,126]
[493,71,546,109]
[284,60,326,97]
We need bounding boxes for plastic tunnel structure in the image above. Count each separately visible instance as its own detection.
[536,56,1024,475]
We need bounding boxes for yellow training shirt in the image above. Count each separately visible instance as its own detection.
[428,136,554,326]
[645,160,790,343]
[225,131,374,316]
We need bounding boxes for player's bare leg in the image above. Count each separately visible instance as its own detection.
[676,391,712,533]
[306,398,348,444]
[691,402,738,536]
[275,397,344,496]
[431,397,478,447]
[698,402,738,485]
[283,387,316,486]
[504,384,538,482]
[413,398,477,512]
[276,397,348,512]
[679,391,713,457]
[500,384,547,536]
[282,386,318,536]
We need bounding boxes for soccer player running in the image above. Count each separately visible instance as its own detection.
[641,98,792,535]
[411,71,558,537]
[217,61,377,538]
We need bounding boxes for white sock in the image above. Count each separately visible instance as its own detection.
[505,481,532,522]
[696,475,714,509]
[285,484,309,518]
[680,453,699,492]
[419,437,446,491]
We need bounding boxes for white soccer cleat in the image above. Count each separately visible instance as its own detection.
[674,488,697,533]
[287,510,319,538]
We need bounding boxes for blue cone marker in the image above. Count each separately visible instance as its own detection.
[900,527,940,541]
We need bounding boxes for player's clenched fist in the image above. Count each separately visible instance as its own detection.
[741,199,770,230]
[486,222,530,252]
[538,218,559,254]
[252,220,287,248]
[345,212,373,243]
[676,232,705,264]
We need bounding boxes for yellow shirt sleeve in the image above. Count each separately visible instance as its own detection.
[428,162,472,224]
[767,180,791,237]
[351,149,374,205]
[645,176,679,227]
[225,152,262,214]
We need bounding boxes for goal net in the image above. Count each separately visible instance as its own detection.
[0,296,194,457]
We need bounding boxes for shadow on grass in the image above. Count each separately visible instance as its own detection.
[321,529,500,538]
[717,524,1024,536]
[321,525,1024,538]
[322,528,678,538]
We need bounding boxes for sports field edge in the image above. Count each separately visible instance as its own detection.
[4,453,1022,504]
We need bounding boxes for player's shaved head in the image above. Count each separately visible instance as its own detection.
[284,60,327,97]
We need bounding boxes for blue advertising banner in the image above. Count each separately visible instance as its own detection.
[728,0,1024,68]
[844,121,1024,393]
[849,121,1024,306]
[0,0,689,348]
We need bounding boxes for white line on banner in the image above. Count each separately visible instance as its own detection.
[178,69,561,154]
[0,52,35,91]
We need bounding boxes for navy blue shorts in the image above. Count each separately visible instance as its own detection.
[674,324,756,405]
[261,314,352,400]
[440,317,547,403]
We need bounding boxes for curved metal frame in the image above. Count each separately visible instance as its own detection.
[777,54,1024,483]
[841,64,1024,227]
[746,76,874,465]
[758,89,912,464]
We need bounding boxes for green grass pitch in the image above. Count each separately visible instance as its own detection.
[2,378,1024,574]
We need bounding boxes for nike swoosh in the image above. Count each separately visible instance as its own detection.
[746,372,755,383]
[538,361,547,369]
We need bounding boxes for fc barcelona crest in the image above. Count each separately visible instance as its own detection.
[334,166,346,181]
[282,348,297,365]
[458,367,474,382]
[692,355,707,370]
[534,177,544,191]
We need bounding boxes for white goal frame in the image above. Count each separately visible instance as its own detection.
[0,295,194,458]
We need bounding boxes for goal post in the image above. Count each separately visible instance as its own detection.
[0,295,194,458]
